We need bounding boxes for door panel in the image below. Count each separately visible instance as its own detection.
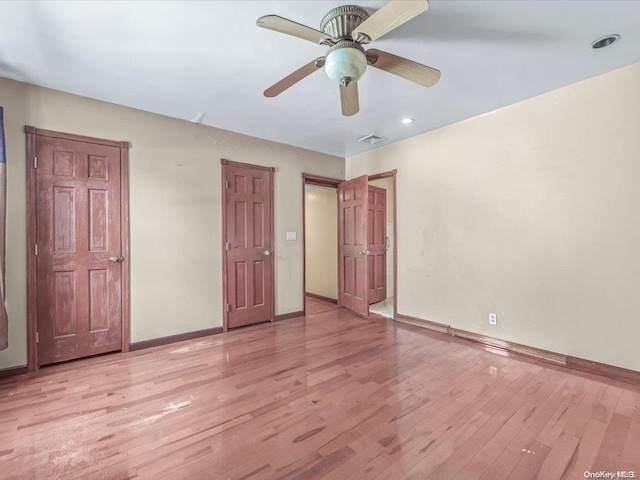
[36,136,122,365]
[89,269,108,330]
[368,185,387,304]
[89,189,108,250]
[338,175,369,316]
[53,271,76,336]
[224,163,273,328]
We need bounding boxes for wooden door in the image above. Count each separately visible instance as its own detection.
[223,161,274,328]
[368,185,386,304]
[36,136,123,365]
[338,175,369,316]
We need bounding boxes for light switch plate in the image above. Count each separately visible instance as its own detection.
[286,231,297,241]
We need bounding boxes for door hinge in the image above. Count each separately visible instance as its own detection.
[226,304,231,312]
[225,242,230,251]
[225,180,230,189]
[34,244,38,256]
[34,156,38,169]
[36,332,39,344]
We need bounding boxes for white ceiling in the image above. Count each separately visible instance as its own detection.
[1,1,640,157]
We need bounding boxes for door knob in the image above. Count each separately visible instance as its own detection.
[108,256,124,263]
[360,250,370,255]
[264,250,271,256]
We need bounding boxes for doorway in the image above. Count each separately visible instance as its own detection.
[26,127,131,370]
[304,183,338,304]
[221,159,275,330]
[302,170,397,320]
[302,174,340,315]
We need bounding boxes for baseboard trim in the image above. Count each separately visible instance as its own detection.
[566,356,640,386]
[274,310,305,322]
[397,312,639,386]
[396,314,450,334]
[450,328,566,366]
[305,293,338,304]
[129,327,223,352]
[0,365,29,379]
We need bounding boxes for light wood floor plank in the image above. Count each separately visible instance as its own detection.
[1,297,638,479]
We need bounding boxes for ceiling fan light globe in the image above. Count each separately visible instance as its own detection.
[325,46,367,85]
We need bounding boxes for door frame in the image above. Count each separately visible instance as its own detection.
[367,169,398,320]
[301,173,342,315]
[25,126,131,372]
[221,159,275,332]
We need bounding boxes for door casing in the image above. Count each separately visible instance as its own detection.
[25,126,131,372]
[221,159,275,331]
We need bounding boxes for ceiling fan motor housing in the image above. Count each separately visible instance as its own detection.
[320,5,369,40]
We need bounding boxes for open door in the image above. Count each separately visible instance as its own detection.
[368,184,386,304]
[338,175,369,316]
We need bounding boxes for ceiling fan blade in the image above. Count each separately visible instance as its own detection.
[340,83,359,117]
[366,49,440,88]
[264,57,325,98]
[352,0,429,43]
[257,15,336,45]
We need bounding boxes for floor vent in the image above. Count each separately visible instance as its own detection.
[357,133,386,145]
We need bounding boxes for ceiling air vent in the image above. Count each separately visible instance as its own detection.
[357,133,386,145]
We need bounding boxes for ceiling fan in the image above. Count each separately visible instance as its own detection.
[257,0,440,116]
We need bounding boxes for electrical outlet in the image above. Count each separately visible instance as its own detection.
[489,313,497,325]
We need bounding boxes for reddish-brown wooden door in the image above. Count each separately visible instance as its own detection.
[368,185,386,304]
[223,161,274,328]
[338,175,369,316]
[36,136,123,365]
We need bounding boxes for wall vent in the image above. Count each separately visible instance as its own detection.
[357,133,386,145]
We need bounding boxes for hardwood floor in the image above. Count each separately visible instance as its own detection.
[1,297,639,479]
[305,296,340,316]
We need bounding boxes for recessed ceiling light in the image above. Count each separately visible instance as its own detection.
[591,34,620,49]
[401,117,415,124]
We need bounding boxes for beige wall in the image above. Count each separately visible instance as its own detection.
[0,77,343,369]
[304,186,338,300]
[347,62,640,372]
[4,62,640,373]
